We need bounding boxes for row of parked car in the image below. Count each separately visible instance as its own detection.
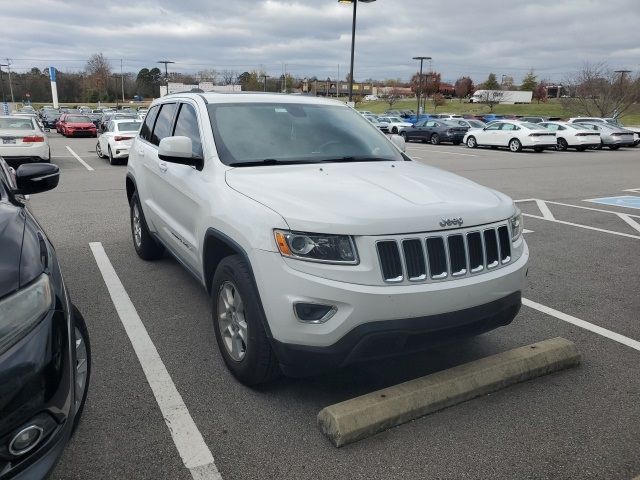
[361,111,640,153]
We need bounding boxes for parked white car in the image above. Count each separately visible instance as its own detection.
[96,119,142,164]
[377,116,413,134]
[538,121,601,151]
[464,120,556,152]
[0,115,50,167]
[126,93,528,385]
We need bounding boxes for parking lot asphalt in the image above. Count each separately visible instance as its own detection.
[29,132,640,480]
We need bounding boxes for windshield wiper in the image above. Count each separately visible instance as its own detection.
[228,159,321,167]
[319,156,394,163]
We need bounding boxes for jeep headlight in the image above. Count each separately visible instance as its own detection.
[510,207,523,241]
[274,230,358,264]
[0,274,54,355]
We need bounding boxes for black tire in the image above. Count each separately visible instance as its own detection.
[466,136,477,148]
[400,131,407,139]
[533,146,544,153]
[596,141,603,150]
[71,305,91,434]
[509,138,523,152]
[96,142,104,158]
[211,255,280,385]
[609,145,620,150]
[430,134,440,145]
[576,146,587,152]
[108,146,116,165]
[130,191,164,260]
[453,141,461,145]
[557,138,568,151]
[391,127,398,134]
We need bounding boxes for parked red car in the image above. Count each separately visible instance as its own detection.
[57,114,97,137]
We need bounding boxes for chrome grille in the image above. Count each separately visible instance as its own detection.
[377,224,512,283]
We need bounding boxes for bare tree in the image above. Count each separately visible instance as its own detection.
[563,62,640,117]
[432,93,446,110]
[385,86,402,109]
[501,75,515,90]
[478,90,504,112]
[85,53,111,99]
[220,70,238,86]
[197,69,217,83]
[454,76,474,102]
[534,81,549,104]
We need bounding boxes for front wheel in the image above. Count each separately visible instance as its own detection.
[130,192,164,260]
[211,255,280,385]
[509,138,523,152]
[466,136,477,148]
[430,134,440,145]
[72,305,91,434]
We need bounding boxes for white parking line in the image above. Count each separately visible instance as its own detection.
[534,199,640,219]
[65,146,94,171]
[617,214,640,233]
[523,229,534,234]
[523,298,640,353]
[535,199,556,220]
[89,242,222,480]
[523,213,640,240]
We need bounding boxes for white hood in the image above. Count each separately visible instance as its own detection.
[225,161,514,235]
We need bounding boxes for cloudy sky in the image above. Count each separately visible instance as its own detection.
[2,0,639,84]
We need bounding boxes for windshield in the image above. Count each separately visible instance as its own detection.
[117,121,142,132]
[67,115,92,123]
[0,118,34,130]
[208,103,404,166]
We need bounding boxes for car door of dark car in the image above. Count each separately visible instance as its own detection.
[424,121,438,139]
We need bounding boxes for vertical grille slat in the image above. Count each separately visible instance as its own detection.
[447,235,467,276]
[497,226,511,263]
[467,232,484,273]
[377,241,403,282]
[426,237,448,279]
[484,229,499,268]
[376,223,512,283]
[402,239,427,281]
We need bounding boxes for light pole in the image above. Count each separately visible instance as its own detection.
[157,60,175,95]
[412,56,431,118]
[261,74,268,92]
[339,0,376,103]
[614,69,631,86]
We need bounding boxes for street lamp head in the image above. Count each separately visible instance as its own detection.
[412,56,431,61]
[339,0,376,3]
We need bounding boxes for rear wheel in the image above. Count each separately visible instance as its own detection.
[96,142,104,158]
[533,146,544,153]
[400,131,407,140]
[130,192,164,260]
[212,255,280,385]
[509,138,523,152]
[453,141,461,145]
[466,136,477,148]
[557,138,568,151]
[430,134,440,145]
[391,127,398,134]
[108,146,116,165]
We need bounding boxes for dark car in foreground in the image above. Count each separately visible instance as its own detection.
[0,158,90,478]
[401,119,468,145]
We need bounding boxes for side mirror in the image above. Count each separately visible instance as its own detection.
[390,134,406,153]
[15,163,59,195]
[158,136,203,169]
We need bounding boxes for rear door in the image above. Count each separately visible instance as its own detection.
[497,122,519,146]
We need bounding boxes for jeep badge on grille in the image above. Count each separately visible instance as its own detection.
[440,217,464,228]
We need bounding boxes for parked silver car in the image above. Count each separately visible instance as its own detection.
[578,122,635,150]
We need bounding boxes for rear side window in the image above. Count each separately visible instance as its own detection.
[150,103,177,146]
[140,105,160,141]
[173,103,203,158]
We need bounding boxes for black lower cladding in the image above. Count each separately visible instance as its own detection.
[271,291,522,377]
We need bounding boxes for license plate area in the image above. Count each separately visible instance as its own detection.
[2,138,16,144]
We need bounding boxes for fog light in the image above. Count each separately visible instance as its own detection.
[294,302,337,324]
[9,425,43,456]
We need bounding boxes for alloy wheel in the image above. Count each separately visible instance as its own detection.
[74,327,88,414]
[217,281,248,362]
[132,203,142,248]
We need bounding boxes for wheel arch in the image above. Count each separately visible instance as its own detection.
[203,228,273,338]
[125,174,137,206]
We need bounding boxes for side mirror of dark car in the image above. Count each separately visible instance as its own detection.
[15,163,60,195]
[158,136,204,170]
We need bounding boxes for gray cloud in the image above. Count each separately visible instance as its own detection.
[3,0,639,83]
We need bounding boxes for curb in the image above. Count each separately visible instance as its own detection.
[317,337,580,447]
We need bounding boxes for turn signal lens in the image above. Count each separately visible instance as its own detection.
[274,231,292,256]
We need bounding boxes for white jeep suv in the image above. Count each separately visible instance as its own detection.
[126,93,529,385]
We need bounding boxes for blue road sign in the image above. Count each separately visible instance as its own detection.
[587,196,640,210]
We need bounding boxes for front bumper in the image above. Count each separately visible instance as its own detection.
[252,241,528,353]
[271,291,522,376]
[66,129,96,137]
[0,306,75,478]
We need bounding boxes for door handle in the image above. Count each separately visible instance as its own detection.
[137,148,144,156]
[159,161,168,173]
